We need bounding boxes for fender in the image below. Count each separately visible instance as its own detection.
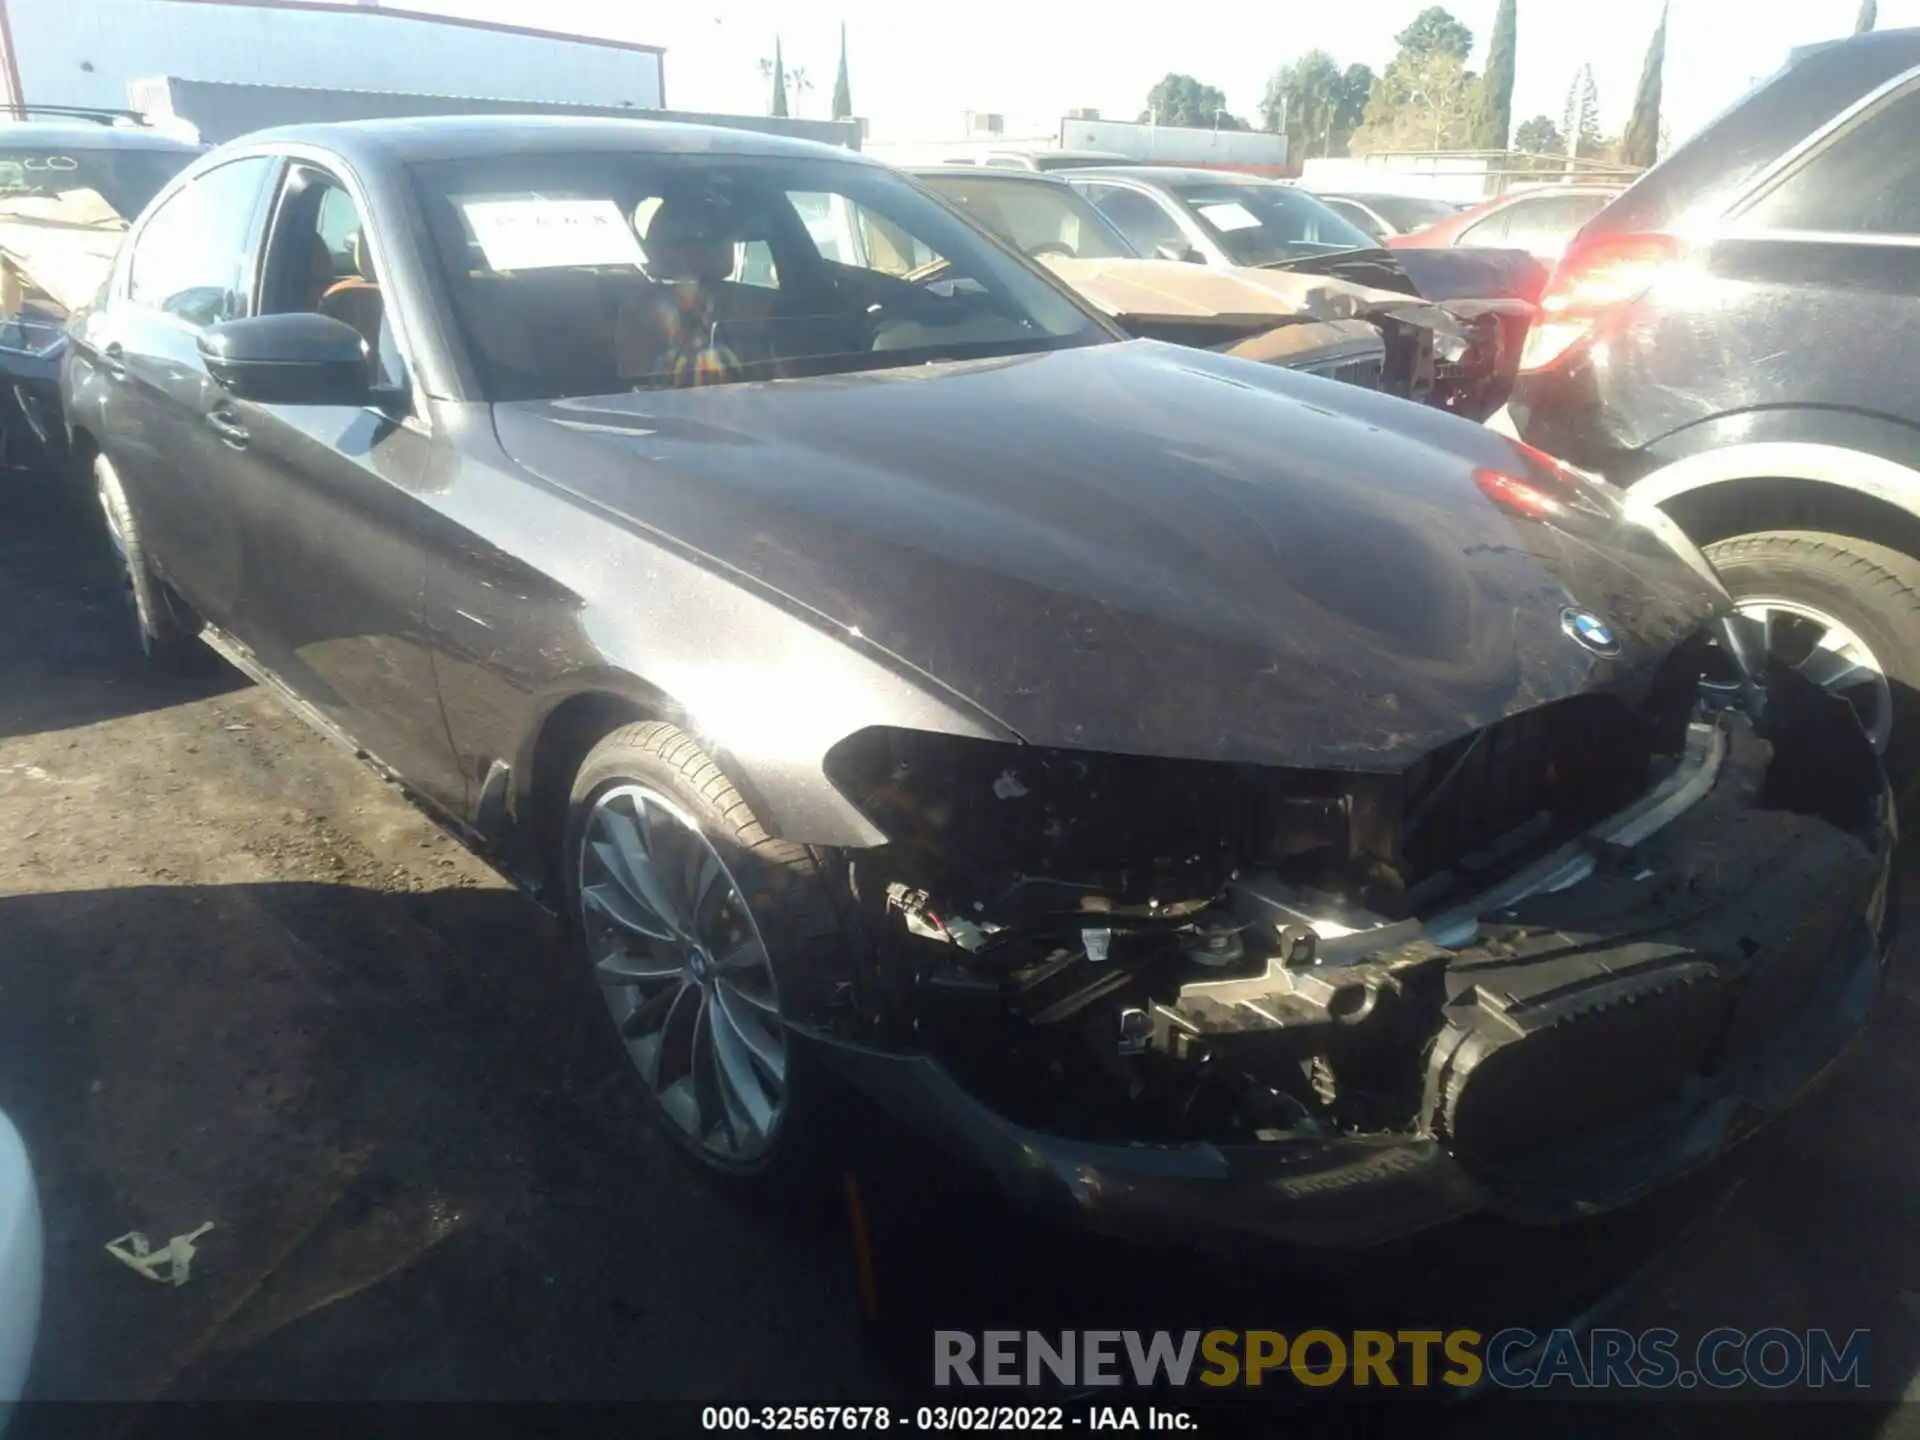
[1612,404,1920,521]
[1629,441,1920,523]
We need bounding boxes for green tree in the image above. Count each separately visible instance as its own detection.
[1513,113,1563,153]
[1396,6,1474,61]
[1856,0,1877,32]
[1352,51,1479,152]
[1335,64,1376,151]
[1472,0,1517,150]
[831,23,852,120]
[1141,73,1247,129]
[1350,6,1479,154]
[1621,5,1667,168]
[1562,63,1602,158]
[763,38,789,117]
[1261,50,1343,157]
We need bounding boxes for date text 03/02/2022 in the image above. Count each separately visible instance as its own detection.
[702,1407,1193,1431]
[931,1326,1873,1391]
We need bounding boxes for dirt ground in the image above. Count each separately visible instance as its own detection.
[6,475,1920,1432]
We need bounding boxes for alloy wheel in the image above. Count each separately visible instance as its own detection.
[577,783,789,1165]
[1711,596,1894,753]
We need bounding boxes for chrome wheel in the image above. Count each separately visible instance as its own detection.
[577,783,789,1165]
[1716,596,1894,752]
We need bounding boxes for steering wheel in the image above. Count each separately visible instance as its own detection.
[1026,242,1075,260]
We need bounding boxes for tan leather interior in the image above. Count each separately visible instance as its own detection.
[318,227,385,359]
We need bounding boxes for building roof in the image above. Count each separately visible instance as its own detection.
[159,0,663,54]
[227,114,873,165]
[1066,166,1282,186]
[908,165,1070,183]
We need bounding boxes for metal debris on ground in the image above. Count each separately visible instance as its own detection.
[105,1222,215,1287]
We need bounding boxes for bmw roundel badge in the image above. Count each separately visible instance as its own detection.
[1560,606,1621,657]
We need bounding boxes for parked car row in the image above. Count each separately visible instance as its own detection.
[912,165,1457,408]
[1051,165,1536,417]
[32,108,1893,1281]
[1304,189,1464,242]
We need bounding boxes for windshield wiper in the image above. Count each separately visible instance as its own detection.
[1256,244,1384,271]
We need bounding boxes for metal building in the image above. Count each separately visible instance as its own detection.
[0,0,665,113]
[126,77,862,148]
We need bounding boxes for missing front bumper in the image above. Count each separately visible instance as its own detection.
[821,677,1894,1252]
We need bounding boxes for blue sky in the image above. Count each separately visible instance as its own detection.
[412,0,1917,145]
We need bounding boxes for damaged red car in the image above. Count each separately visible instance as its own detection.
[61,117,1894,1252]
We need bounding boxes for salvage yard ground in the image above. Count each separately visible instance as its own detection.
[5,477,1920,1433]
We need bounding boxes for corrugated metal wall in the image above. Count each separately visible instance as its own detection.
[142,77,862,148]
[5,0,663,112]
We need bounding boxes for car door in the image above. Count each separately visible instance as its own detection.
[1699,72,1920,435]
[96,154,278,630]
[212,158,463,812]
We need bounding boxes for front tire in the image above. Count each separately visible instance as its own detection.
[93,453,201,666]
[1703,529,1920,792]
[562,722,845,1178]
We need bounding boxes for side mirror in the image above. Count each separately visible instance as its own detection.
[198,313,370,405]
[1153,240,1203,264]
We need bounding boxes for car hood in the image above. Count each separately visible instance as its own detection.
[1039,255,1460,338]
[0,197,124,315]
[492,341,1726,771]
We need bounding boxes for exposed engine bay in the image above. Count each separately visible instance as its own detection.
[1038,255,1511,417]
[821,636,1891,1217]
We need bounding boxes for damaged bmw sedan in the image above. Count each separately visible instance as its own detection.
[61,118,1894,1250]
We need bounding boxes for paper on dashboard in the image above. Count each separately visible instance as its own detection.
[462,197,648,271]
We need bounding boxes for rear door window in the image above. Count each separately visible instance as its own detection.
[1079,186,1189,257]
[1456,205,1513,245]
[1495,192,1610,250]
[1593,40,1920,234]
[1323,198,1388,241]
[1741,80,1920,235]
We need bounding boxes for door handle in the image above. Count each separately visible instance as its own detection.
[204,406,249,448]
[100,341,127,381]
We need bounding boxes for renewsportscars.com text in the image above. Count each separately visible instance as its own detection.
[933,1327,1871,1391]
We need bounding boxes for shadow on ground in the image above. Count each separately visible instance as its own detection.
[0,479,245,741]
[2,876,1919,1437]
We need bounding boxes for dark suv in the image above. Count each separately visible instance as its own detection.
[0,109,202,474]
[1506,28,1920,785]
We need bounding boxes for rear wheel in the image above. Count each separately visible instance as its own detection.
[93,453,202,666]
[563,722,846,1178]
[1703,529,1920,792]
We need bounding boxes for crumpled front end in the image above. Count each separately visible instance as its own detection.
[812,642,1893,1251]
[0,244,78,473]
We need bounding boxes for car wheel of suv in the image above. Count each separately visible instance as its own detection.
[1703,529,1920,789]
[563,722,841,1177]
[93,453,201,665]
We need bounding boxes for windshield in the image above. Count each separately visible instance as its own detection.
[411,152,1111,401]
[1171,181,1375,266]
[1360,195,1460,233]
[0,147,192,228]
[919,174,1137,260]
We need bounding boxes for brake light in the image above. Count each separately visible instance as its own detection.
[1474,468,1567,520]
[1520,231,1681,372]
